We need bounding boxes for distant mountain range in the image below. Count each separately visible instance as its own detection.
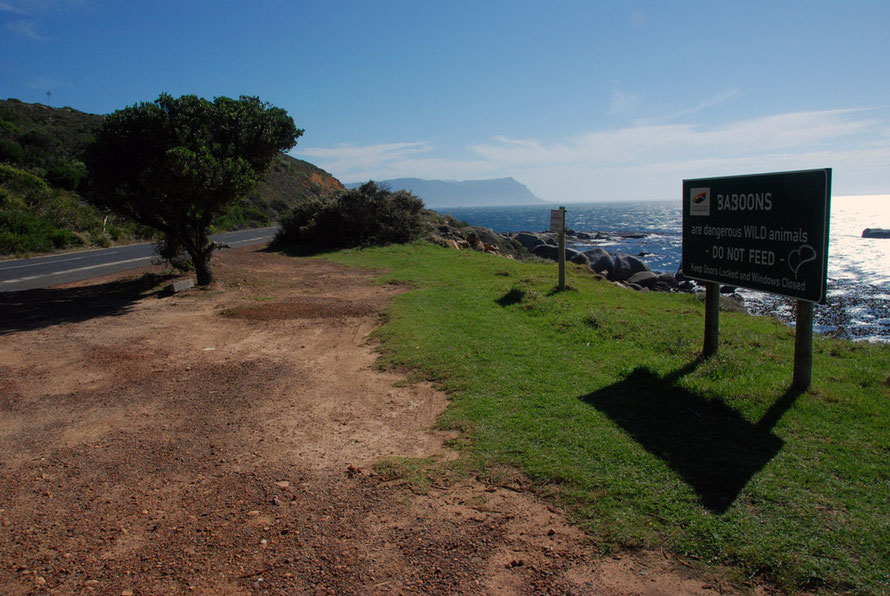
[345,177,547,208]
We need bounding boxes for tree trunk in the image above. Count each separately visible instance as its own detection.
[193,252,214,286]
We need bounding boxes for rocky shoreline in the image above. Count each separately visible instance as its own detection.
[428,214,696,294]
[428,215,889,342]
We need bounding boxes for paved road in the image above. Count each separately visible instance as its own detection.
[0,227,279,292]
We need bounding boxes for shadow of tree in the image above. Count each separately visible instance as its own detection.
[580,360,802,514]
[0,273,173,335]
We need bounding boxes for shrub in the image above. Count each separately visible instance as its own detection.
[0,163,50,204]
[212,201,272,232]
[0,208,80,254]
[153,237,194,272]
[276,181,425,248]
[0,138,24,163]
[46,159,87,190]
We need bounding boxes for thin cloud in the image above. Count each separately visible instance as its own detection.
[298,108,889,202]
[7,19,48,40]
[608,87,640,115]
[0,0,81,13]
[24,76,66,89]
[2,0,83,39]
[0,2,28,14]
[472,109,880,167]
[296,141,501,183]
[297,141,432,181]
[298,141,431,170]
[666,89,740,119]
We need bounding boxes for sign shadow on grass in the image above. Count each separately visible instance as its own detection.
[580,361,802,514]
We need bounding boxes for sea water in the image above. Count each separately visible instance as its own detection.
[442,197,890,343]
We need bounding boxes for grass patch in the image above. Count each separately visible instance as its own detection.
[310,242,889,594]
[372,456,457,495]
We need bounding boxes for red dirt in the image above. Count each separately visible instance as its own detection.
[0,246,750,594]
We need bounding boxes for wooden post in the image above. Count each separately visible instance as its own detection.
[793,300,814,389]
[703,282,720,357]
[558,206,566,291]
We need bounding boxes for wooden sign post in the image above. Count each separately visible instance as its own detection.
[550,207,567,291]
[703,282,720,357]
[682,169,831,388]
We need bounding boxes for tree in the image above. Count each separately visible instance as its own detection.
[85,93,302,285]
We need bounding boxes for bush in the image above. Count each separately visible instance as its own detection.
[276,181,425,248]
[153,237,194,272]
[212,201,272,232]
[46,159,87,190]
[0,208,80,254]
[0,163,50,204]
[0,138,24,163]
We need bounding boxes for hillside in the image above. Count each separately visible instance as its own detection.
[0,98,342,255]
[346,177,547,208]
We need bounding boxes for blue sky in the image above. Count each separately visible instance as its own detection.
[3,0,890,203]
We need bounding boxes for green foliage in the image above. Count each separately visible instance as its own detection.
[85,93,302,284]
[0,99,337,256]
[0,163,50,204]
[0,209,80,253]
[153,237,194,273]
[0,162,152,256]
[276,181,425,248]
[317,244,890,594]
[45,159,87,191]
[0,138,24,162]
[211,201,273,232]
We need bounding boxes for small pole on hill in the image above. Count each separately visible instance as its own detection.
[703,281,720,357]
[558,206,566,291]
[792,300,814,389]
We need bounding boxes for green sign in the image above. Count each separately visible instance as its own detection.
[682,169,831,303]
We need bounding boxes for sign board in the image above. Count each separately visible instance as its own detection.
[550,208,565,233]
[682,169,831,303]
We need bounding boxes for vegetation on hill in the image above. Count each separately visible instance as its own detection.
[313,243,890,594]
[0,98,342,257]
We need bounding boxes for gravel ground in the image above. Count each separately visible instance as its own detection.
[0,245,750,594]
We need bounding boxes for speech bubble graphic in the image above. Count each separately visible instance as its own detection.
[787,244,817,279]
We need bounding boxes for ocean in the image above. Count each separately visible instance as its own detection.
[441,197,890,343]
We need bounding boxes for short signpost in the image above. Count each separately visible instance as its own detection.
[682,169,831,388]
[550,207,567,291]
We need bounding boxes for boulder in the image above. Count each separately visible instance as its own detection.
[532,244,559,261]
[462,226,522,255]
[627,271,658,289]
[531,244,583,263]
[583,248,613,277]
[514,232,546,251]
[611,253,650,282]
[569,251,590,266]
[862,228,890,239]
[656,272,678,287]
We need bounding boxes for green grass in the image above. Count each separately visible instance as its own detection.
[313,242,889,594]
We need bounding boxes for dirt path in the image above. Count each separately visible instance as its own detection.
[1,246,734,594]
